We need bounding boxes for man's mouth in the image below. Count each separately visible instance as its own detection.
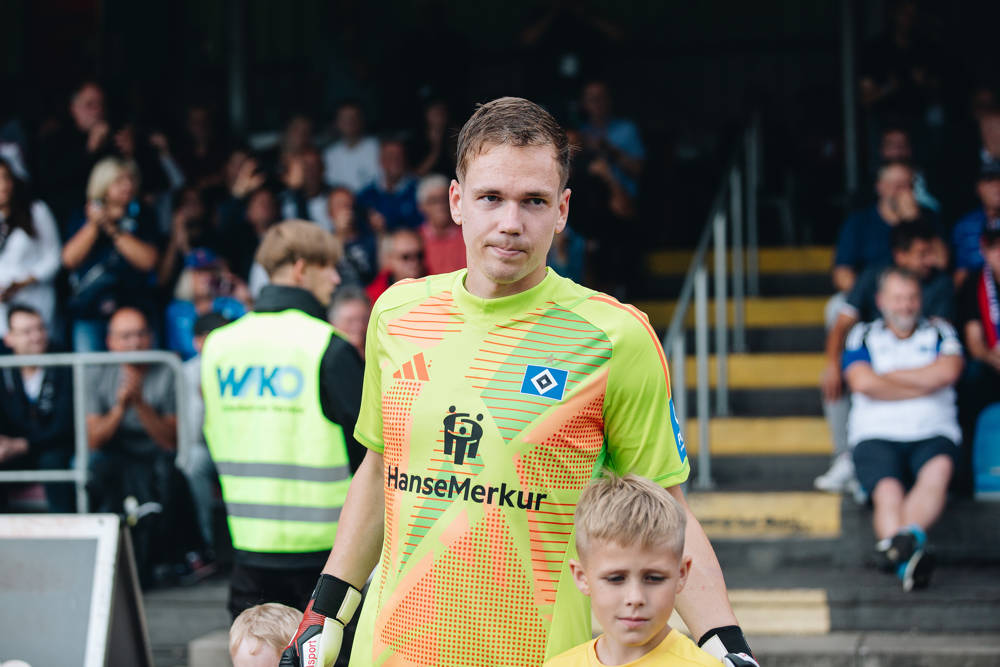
[618,617,649,629]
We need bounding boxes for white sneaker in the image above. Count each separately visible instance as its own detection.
[814,453,855,493]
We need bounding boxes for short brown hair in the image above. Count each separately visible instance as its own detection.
[255,219,342,276]
[229,602,302,657]
[575,472,687,559]
[455,97,571,189]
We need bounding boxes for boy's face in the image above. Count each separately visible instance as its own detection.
[231,638,281,667]
[570,539,690,662]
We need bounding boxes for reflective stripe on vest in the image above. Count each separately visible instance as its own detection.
[201,309,352,554]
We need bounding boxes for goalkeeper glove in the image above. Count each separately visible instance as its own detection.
[279,575,362,667]
[699,625,759,667]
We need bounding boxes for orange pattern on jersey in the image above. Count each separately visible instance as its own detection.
[382,378,424,576]
[386,292,464,348]
[376,507,548,666]
[393,352,431,381]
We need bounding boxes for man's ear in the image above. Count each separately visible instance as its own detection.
[290,258,308,285]
[569,558,590,596]
[449,179,463,226]
[675,554,692,595]
[555,187,571,235]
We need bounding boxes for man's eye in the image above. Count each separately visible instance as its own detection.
[481,195,499,203]
[526,198,546,206]
[645,575,665,583]
[604,575,624,584]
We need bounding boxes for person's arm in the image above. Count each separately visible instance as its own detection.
[844,362,930,400]
[29,201,63,282]
[832,266,856,292]
[668,485,738,640]
[61,210,102,269]
[110,230,159,273]
[86,404,126,450]
[882,355,963,393]
[821,311,859,401]
[133,401,177,452]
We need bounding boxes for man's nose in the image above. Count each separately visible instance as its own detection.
[497,202,523,233]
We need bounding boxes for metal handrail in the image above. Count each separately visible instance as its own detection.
[0,350,191,513]
[662,116,760,489]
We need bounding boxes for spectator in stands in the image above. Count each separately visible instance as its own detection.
[156,186,219,292]
[36,81,113,226]
[220,185,279,283]
[322,101,380,193]
[86,306,205,582]
[978,107,1000,171]
[328,186,377,287]
[578,80,645,198]
[0,305,75,512]
[952,163,1000,286]
[279,146,333,232]
[878,126,939,212]
[818,222,955,492]
[843,267,962,591]
[280,114,315,160]
[165,249,248,361]
[0,158,62,338]
[180,311,230,554]
[417,174,465,275]
[328,286,370,359]
[174,103,227,191]
[366,228,425,303]
[547,225,587,283]
[413,99,456,178]
[356,137,422,232]
[61,158,160,352]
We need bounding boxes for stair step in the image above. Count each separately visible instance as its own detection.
[692,454,831,491]
[639,272,832,298]
[684,417,831,456]
[685,388,823,417]
[658,325,827,354]
[646,246,834,276]
[635,296,827,329]
[682,353,825,389]
[687,491,840,539]
[750,631,1000,667]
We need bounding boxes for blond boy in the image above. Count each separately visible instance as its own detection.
[546,474,720,666]
[229,602,302,667]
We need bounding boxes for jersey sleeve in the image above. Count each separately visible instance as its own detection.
[603,308,690,488]
[353,302,385,452]
[931,318,963,357]
[842,322,872,370]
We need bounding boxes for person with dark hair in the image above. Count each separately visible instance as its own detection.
[952,163,1000,286]
[365,228,426,303]
[818,221,956,492]
[279,146,334,233]
[0,159,62,338]
[877,126,939,212]
[328,286,370,359]
[0,305,75,512]
[355,137,422,232]
[322,102,381,193]
[412,99,457,178]
[578,80,645,198]
[283,97,755,667]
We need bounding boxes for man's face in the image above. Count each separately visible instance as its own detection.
[450,143,569,297]
[302,262,341,307]
[880,131,912,161]
[389,232,425,281]
[418,185,452,229]
[328,189,356,236]
[571,540,689,663]
[582,83,611,123]
[380,142,407,183]
[336,106,363,140]
[4,312,48,356]
[330,298,369,353]
[876,165,914,204]
[107,310,151,352]
[977,178,1000,211]
[877,274,921,336]
[71,84,105,132]
[981,238,1000,275]
[893,238,933,279]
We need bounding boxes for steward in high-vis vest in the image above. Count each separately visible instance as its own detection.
[201,221,365,639]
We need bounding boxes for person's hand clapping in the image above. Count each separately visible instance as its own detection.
[283,156,306,191]
[231,159,265,199]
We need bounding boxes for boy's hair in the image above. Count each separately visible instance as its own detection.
[229,602,303,657]
[255,219,342,277]
[575,473,687,558]
[455,97,572,190]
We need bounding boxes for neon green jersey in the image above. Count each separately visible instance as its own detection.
[351,269,689,667]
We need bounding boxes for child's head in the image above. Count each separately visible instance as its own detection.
[229,603,303,667]
[570,473,691,662]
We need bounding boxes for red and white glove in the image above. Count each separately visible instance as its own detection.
[279,575,362,667]
[699,625,760,666]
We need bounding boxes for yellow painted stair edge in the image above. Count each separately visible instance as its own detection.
[634,297,827,329]
[670,589,831,636]
[647,246,834,276]
[682,353,826,389]
[683,417,832,456]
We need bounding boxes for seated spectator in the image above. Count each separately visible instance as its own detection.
[86,306,204,584]
[328,285,370,359]
[878,126,939,212]
[174,103,227,191]
[61,157,160,352]
[578,80,645,198]
[356,137,421,232]
[843,267,963,591]
[952,163,1000,286]
[0,306,74,512]
[322,101,380,193]
[220,185,279,282]
[279,146,333,232]
[817,222,954,492]
[328,186,377,286]
[978,106,1000,171]
[0,158,62,338]
[229,603,302,667]
[417,174,465,275]
[180,312,230,554]
[156,186,219,292]
[413,99,456,178]
[366,228,426,303]
[165,249,248,361]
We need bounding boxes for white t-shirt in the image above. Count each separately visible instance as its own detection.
[843,318,962,446]
[322,136,380,193]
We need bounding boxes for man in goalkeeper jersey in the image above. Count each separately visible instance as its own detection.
[282,97,756,667]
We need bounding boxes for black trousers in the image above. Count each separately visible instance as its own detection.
[229,562,359,666]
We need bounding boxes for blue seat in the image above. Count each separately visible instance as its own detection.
[973,402,1000,499]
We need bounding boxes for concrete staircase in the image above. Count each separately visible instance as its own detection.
[639,246,1000,661]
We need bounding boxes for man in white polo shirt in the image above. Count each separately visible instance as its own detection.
[843,266,963,591]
